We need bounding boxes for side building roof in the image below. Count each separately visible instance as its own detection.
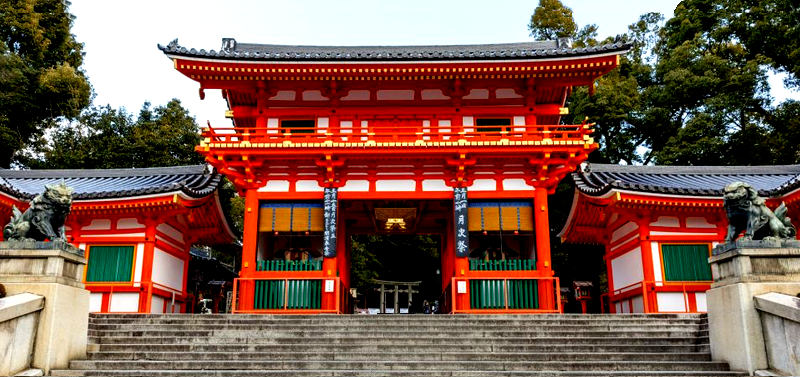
[559,163,800,245]
[0,165,236,245]
[159,38,631,62]
[0,165,220,200]
[573,163,800,198]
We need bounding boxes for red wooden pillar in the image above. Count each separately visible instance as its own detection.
[140,218,157,313]
[533,187,554,310]
[239,188,260,311]
[637,217,656,313]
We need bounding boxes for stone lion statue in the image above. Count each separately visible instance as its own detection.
[723,181,796,243]
[3,181,74,242]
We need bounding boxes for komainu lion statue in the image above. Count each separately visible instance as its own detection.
[3,181,74,242]
[723,181,796,243]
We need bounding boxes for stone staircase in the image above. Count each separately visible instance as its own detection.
[51,313,746,377]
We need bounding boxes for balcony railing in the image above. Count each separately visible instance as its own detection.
[201,123,593,147]
[447,276,561,314]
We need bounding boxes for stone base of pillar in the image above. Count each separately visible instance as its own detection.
[0,242,89,375]
[707,240,800,374]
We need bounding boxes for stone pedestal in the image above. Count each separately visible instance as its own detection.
[707,240,800,375]
[0,242,89,375]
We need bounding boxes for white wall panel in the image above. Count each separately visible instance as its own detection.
[612,222,639,243]
[657,292,687,312]
[632,295,645,313]
[157,223,184,244]
[651,216,680,227]
[471,179,497,191]
[376,180,416,192]
[502,179,534,191]
[152,249,185,292]
[259,180,290,192]
[652,241,663,283]
[686,217,717,228]
[117,218,144,229]
[89,293,103,313]
[151,296,165,314]
[696,292,708,312]
[296,180,323,192]
[339,180,369,192]
[611,247,644,291]
[422,180,450,191]
[109,293,139,313]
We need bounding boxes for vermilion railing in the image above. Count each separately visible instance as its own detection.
[448,276,561,314]
[610,280,712,314]
[201,123,592,146]
[84,281,185,314]
[231,277,343,314]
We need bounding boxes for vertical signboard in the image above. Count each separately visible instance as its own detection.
[323,187,338,257]
[454,187,469,257]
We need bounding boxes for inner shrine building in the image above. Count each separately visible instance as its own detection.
[160,38,630,313]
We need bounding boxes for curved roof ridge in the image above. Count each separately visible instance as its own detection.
[574,163,800,197]
[0,165,218,200]
[159,38,631,61]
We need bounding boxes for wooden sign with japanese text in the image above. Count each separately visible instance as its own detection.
[454,187,469,257]
[323,187,338,257]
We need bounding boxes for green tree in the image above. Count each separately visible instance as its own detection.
[25,99,203,169]
[528,0,577,40]
[0,0,91,168]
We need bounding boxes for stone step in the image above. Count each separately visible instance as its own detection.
[87,323,705,332]
[50,369,747,377]
[67,360,734,372]
[89,343,711,354]
[88,335,710,346]
[86,329,706,339]
[87,318,707,327]
[84,350,712,362]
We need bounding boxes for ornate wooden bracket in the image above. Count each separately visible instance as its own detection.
[445,153,476,188]
[315,154,346,188]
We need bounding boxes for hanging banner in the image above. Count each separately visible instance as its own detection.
[323,187,338,257]
[453,187,469,257]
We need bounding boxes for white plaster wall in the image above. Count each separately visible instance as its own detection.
[157,223,184,244]
[340,180,369,192]
[376,180,416,192]
[611,222,639,243]
[259,180,290,192]
[463,116,474,133]
[316,117,329,133]
[296,180,323,192]
[150,296,165,314]
[687,217,716,228]
[422,180,450,191]
[632,295,645,313]
[421,89,449,100]
[376,90,414,101]
[117,218,144,229]
[89,293,103,312]
[657,292,687,312]
[502,179,534,191]
[497,89,522,99]
[269,91,295,101]
[83,219,112,230]
[652,241,663,283]
[301,90,327,101]
[463,89,489,99]
[109,293,139,313]
[512,116,526,132]
[471,179,497,191]
[696,292,708,312]
[611,247,644,291]
[341,90,369,101]
[651,216,680,227]
[615,301,624,313]
[133,243,144,283]
[152,249,185,292]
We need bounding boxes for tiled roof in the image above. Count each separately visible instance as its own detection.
[0,165,221,201]
[573,163,800,197]
[158,38,631,62]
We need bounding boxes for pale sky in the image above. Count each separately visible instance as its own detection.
[69,0,797,129]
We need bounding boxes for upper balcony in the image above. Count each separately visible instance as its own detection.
[198,122,596,153]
